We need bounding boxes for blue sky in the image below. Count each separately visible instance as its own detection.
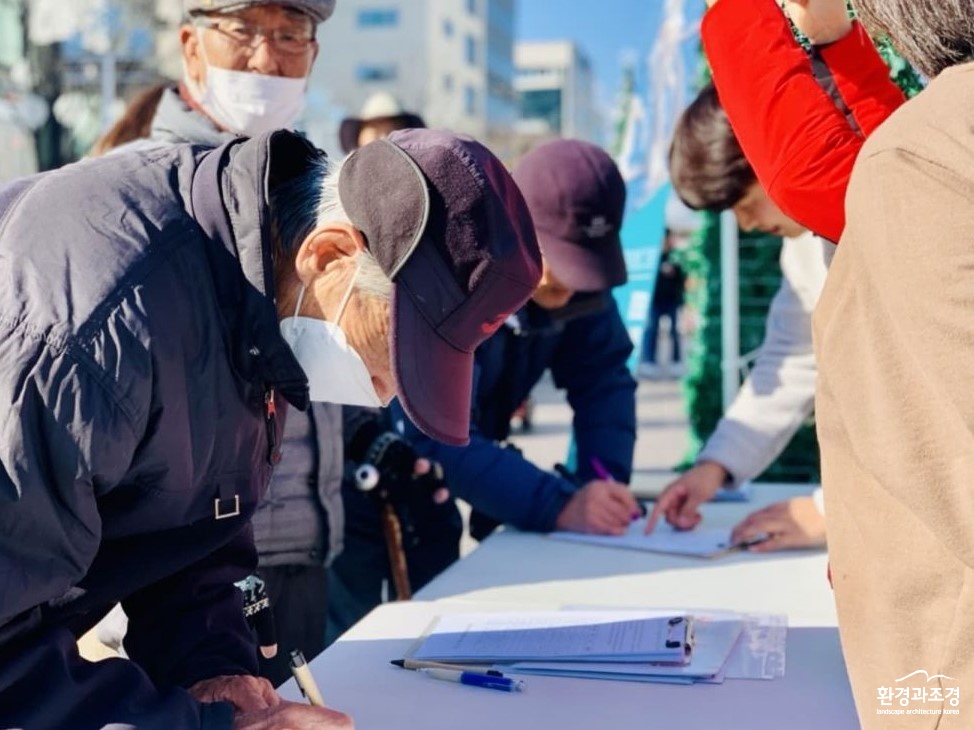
[516,0,704,112]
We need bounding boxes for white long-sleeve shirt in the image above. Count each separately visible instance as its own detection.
[696,232,830,510]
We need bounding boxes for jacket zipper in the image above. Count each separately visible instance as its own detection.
[265,388,282,466]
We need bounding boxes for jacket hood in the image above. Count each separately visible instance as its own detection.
[190,131,322,409]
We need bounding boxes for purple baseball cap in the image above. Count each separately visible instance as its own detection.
[512,139,628,292]
[338,129,542,446]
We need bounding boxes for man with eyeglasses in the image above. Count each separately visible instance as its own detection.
[152,0,328,143]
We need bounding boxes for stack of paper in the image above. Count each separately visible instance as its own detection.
[409,609,787,685]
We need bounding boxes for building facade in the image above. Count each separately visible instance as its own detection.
[514,40,601,147]
[307,0,519,160]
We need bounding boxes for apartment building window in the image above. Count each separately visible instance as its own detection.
[466,0,476,14]
[356,63,398,82]
[465,35,477,65]
[442,18,453,37]
[357,8,399,27]
[464,86,477,116]
[443,74,454,92]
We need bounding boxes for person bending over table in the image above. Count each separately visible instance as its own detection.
[646,85,829,553]
[0,128,541,730]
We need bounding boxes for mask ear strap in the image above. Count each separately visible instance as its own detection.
[293,286,307,319]
[333,264,360,327]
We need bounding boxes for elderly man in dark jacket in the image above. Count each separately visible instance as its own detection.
[0,128,540,730]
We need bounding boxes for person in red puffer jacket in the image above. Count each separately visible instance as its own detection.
[702,0,906,242]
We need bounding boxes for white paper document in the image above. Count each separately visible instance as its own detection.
[412,611,692,663]
[507,612,745,681]
[548,520,739,558]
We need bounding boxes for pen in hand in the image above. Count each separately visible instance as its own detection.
[290,649,325,707]
[590,457,646,519]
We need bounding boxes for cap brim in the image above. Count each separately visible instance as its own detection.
[540,232,628,292]
[391,284,473,446]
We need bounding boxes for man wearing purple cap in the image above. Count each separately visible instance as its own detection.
[417,139,640,537]
[0,128,539,729]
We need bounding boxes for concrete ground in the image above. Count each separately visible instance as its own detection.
[510,372,690,484]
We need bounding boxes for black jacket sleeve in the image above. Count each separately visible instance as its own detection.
[122,522,260,688]
[0,344,235,729]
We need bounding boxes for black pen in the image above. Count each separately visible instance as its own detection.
[727,534,773,552]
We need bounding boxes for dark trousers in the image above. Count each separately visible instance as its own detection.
[256,564,328,688]
[642,301,681,364]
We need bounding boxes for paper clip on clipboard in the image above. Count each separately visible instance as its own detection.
[665,616,696,658]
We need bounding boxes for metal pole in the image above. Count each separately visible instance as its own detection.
[720,209,740,411]
[100,47,116,132]
[98,0,116,133]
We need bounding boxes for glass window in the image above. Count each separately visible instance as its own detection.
[465,35,477,65]
[464,86,477,116]
[443,74,454,92]
[357,8,400,27]
[442,18,453,37]
[466,0,476,14]
[356,64,398,82]
[521,88,562,132]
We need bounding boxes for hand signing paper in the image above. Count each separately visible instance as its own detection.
[645,461,729,534]
[556,480,642,535]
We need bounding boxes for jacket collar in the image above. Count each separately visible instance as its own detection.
[189,131,318,409]
[151,86,234,147]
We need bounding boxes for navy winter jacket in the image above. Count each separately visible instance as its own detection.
[0,132,315,729]
[397,293,637,532]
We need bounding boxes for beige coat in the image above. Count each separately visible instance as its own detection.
[814,62,974,729]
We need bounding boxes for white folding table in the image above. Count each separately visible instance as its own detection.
[280,484,858,729]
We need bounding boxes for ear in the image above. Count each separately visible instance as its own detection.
[293,223,367,286]
[180,24,205,89]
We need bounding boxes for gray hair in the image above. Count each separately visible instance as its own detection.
[853,0,974,78]
[316,160,394,302]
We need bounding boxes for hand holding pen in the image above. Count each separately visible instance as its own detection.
[552,458,642,535]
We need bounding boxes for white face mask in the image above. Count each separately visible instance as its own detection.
[195,32,307,136]
[280,271,385,408]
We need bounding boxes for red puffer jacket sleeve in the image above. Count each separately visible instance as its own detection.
[702,0,905,242]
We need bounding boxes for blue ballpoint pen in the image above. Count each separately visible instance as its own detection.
[418,667,525,693]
